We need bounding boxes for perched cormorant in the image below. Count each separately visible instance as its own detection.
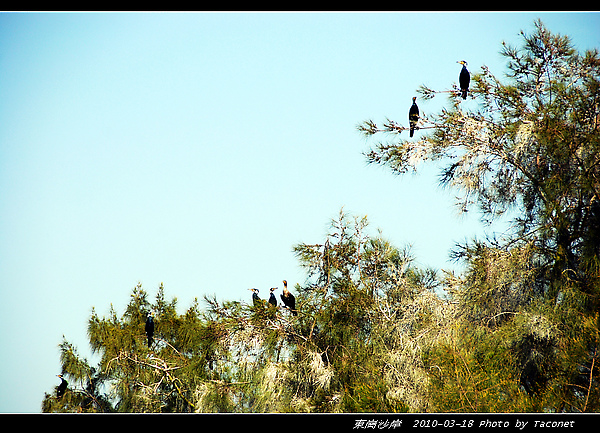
[56,374,68,398]
[280,280,297,316]
[249,288,261,307]
[268,287,278,307]
[458,60,470,100]
[145,312,154,348]
[409,97,419,138]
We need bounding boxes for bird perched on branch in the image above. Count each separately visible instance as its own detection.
[268,287,278,307]
[249,288,261,307]
[145,312,154,348]
[458,60,470,99]
[280,280,297,316]
[409,97,419,138]
[56,374,68,398]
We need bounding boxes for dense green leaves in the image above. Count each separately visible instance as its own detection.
[42,212,444,413]
[359,19,600,413]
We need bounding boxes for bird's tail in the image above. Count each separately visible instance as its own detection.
[461,89,468,99]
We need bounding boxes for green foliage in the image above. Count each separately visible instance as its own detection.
[43,20,599,413]
[43,211,441,413]
[360,19,599,413]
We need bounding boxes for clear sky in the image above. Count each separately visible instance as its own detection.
[1,11,599,413]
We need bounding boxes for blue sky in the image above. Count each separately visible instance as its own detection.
[1,11,599,413]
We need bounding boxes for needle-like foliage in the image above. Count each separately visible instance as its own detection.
[359,19,600,412]
[43,20,599,413]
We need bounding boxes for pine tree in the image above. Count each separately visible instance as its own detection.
[42,283,219,412]
[359,19,600,412]
[42,211,445,413]
[43,19,599,413]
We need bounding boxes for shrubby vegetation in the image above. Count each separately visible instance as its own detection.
[43,20,599,413]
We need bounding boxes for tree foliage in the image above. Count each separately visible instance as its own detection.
[43,20,599,413]
[359,19,600,413]
[43,212,444,412]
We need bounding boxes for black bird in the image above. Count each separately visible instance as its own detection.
[458,60,470,99]
[56,374,68,398]
[249,288,261,307]
[409,97,419,138]
[280,280,297,316]
[268,287,278,307]
[145,312,154,348]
